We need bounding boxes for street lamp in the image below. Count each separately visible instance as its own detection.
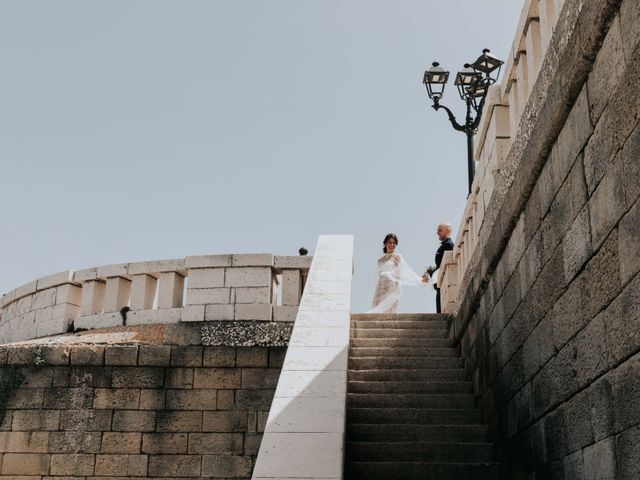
[423,48,504,194]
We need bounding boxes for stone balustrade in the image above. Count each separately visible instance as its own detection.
[439,0,565,314]
[0,253,311,344]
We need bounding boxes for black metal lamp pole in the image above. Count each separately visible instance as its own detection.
[423,49,504,195]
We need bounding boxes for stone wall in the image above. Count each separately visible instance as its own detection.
[0,324,286,479]
[445,0,640,479]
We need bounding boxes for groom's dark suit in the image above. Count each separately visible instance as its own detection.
[434,237,454,313]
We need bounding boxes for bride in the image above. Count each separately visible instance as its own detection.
[370,233,428,314]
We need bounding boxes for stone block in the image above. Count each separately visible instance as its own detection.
[139,389,165,410]
[112,410,156,432]
[241,368,280,389]
[245,432,262,455]
[157,271,185,309]
[204,303,234,321]
[50,453,95,476]
[234,286,271,304]
[187,268,225,289]
[589,155,626,250]
[186,287,230,305]
[95,454,148,477]
[103,276,132,313]
[37,271,76,291]
[224,267,273,287]
[564,389,594,452]
[185,254,232,268]
[613,355,640,432]
[273,305,298,322]
[79,279,106,316]
[188,432,243,454]
[269,347,287,368]
[181,305,204,322]
[164,368,194,389]
[615,422,640,480]
[60,409,112,431]
[44,387,94,409]
[235,389,275,409]
[544,406,568,461]
[217,389,235,410]
[236,347,269,367]
[97,263,129,278]
[12,409,60,431]
[202,411,248,432]
[74,267,98,282]
[34,305,54,324]
[141,433,188,454]
[267,396,345,433]
[562,205,592,283]
[93,388,140,409]
[232,253,274,266]
[156,411,202,432]
[621,123,640,209]
[70,346,105,366]
[15,294,33,315]
[13,280,38,300]
[202,454,252,478]
[138,345,171,366]
[281,270,302,306]
[112,367,164,388]
[194,368,241,389]
[171,346,203,367]
[588,16,627,123]
[235,303,272,321]
[575,315,612,389]
[130,274,157,311]
[165,390,217,410]
[37,317,68,340]
[70,366,113,388]
[274,255,313,269]
[128,258,185,275]
[583,436,617,480]
[0,431,48,453]
[604,274,640,366]
[203,346,236,367]
[619,197,640,285]
[48,431,102,453]
[105,345,139,366]
[101,432,142,454]
[148,454,202,477]
[1,453,50,475]
[32,288,57,310]
[563,449,584,480]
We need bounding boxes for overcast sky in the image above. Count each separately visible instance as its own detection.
[0,0,524,313]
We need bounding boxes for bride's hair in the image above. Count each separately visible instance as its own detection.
[383,233,398,253]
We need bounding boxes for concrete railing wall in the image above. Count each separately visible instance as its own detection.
[438,0,640,478]
[439,0,565,314]
[0,254,311,344]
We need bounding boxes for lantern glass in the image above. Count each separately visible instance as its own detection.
[471,48,504,80]
[455,65,481,100]
[423,62,450,99]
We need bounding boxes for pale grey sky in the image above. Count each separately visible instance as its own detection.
[0,0,524,313]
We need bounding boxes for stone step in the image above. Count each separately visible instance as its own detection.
[347,408,482,425]
[348,380,473,394]
[351,328,448,339]
[351,313,451,323]
[349,356,462,370]
[350,337,451,348]
[347,393,476,409]
[346,441,494,463]
[349,369,467,382]
[349,346,458,357]
[347,424,489,443]
[345,461,500,480]
[351,320,449,330]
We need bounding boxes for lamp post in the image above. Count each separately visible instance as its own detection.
[423,49,504,195]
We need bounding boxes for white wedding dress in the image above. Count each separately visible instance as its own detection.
[369,253,426,314]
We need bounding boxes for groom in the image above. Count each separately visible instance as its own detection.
[432,223,454,313]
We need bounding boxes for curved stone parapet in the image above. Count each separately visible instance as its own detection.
[0,253,312,345]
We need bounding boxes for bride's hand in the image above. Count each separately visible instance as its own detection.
[421,275,430,284]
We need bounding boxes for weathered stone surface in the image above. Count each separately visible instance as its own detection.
[148,454,201,477]
[612,354,640,432]
[616,423,640,480]
[583,436,617,480]
[105,345,139,366]
[618,196,640,285]
[141,433,187,454]
[589,155,626,250]
[201,454,252,477]
[620,123,640,210]
[602,272,640,366]
[187,432,243,454]
[138,345,171,366]
[587,16,627,123]
[562,205,592,283]
[203,346,236,367]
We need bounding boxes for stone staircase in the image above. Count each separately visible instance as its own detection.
[344,313,500,480]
